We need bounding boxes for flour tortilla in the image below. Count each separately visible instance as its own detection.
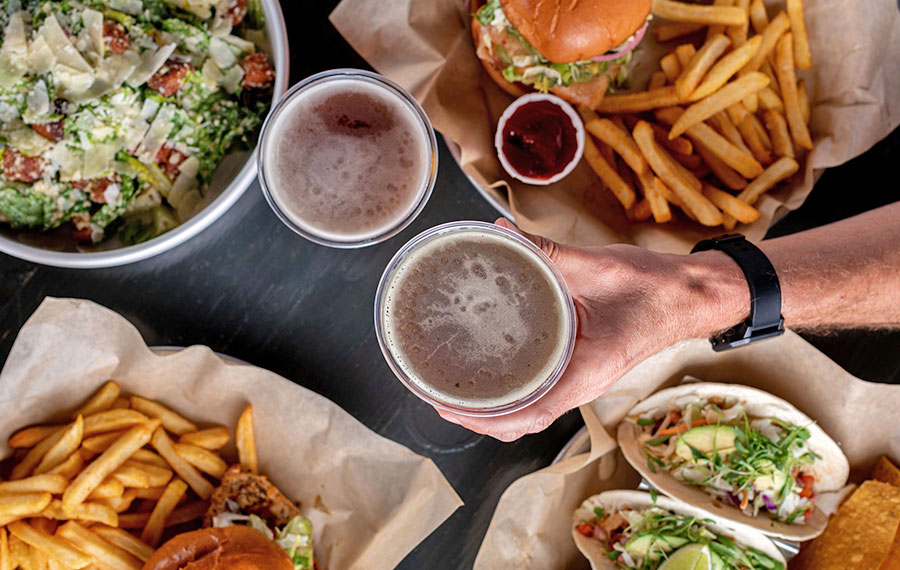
[617,382,850,541]
[572,490,786,570]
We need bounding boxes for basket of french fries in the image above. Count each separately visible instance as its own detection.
[0,298,462,570]
[0,382,309,569]
[332,0,899,250]
[579,0,815,231]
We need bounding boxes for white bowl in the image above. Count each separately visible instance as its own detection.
[494,93,585,186]
[0,1,290,269]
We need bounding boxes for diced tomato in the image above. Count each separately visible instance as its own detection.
[798,473,815,498]
[804,506,815,519]
[575,523,594,537]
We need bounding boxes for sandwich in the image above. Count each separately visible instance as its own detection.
[572,490,786,569]
[470,0,653,108]
[144,465,315,570]
[617,383,850,540]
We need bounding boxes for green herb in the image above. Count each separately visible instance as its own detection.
[594,506,604,519]
[637,418,656,426]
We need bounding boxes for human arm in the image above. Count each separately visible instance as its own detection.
[438,202,900,440]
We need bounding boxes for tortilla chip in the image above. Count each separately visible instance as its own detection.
[790,481,900,570]
[877,525,900,570]
[873,456,900,488]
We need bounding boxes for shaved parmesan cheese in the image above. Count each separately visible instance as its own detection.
[221,34,255,55]
[54,63,96,97]
[136,105,175,163]
[83,142,118,179]
[54,147,84,181]
[167,0,217,20]
[126,43,176,88]
[40,15,92,73]
[209,37,237,68]
[221,65,244,94]
[178,156,200,178]
[0,12,29,87]
[3,122,53,156]
[82,9,105,59]
[139,98,160,121]
[27,36,57,76]
[109,0,143,15]
[25,79,50,118]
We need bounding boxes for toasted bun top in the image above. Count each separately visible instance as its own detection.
[143,526,293,570]
[499,0,652,63]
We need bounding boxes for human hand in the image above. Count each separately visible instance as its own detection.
[436,218,749,441]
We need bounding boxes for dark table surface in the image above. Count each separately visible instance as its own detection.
[1,1,899,568]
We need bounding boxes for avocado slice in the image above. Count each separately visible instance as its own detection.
[625,534,675,561]
[675,425,737,461]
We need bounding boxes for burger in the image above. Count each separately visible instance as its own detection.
[471,0,653,108]
[143,466,315,570]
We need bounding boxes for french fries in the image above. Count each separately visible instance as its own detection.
[173,444,228,478]
[786,0,811,69]
[34,416,83,475]
[0,384,251,567]
[62,422,157,514]
[675,33,732,101]
[236,405,258,475]
[652,0,747,26]
[654,22,705,42]
[8,426,59,449]
[92,526,154,563]
[129,397,197,436]
[140,479,188,547]
[7,521,91,569]
[73,381,121,419]
[669,72,769,138]
[691,35,762,101]
[0,474,67,495]
[775,33,813,149]
[633,121,723,226]
[57,522,143,570]
[595,87,681,113]
[150,428,213,500]
[737,156,800,203]
[577,0,812,232]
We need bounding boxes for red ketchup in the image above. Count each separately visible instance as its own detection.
[500,100,579,180]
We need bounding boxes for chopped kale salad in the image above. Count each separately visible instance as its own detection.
[0,0,275,245]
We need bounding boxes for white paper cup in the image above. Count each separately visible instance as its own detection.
[494,93,585,186]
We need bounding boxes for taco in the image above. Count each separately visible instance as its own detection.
[572,490,786,570]
[617,383,850,540]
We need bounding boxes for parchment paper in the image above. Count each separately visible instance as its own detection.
[473,330,900,569]
[0,298,462,570]
[330,0,900,252]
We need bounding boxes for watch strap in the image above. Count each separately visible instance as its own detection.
[691,234,785,351]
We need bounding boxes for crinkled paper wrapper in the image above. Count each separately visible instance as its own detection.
[0,298,462,570]
[330,0,900,252]
[472,330,900,569]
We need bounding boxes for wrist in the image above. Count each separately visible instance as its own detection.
[665,250,751,340]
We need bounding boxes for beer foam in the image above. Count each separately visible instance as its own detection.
[263,78,431,242]
[382,229,572,409]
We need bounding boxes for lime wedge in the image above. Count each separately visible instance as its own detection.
[658,544,711,570]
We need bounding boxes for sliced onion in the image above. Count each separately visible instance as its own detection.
[589,21,649,62]
[762,494,777,511]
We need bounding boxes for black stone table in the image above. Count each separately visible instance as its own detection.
[1,2,898,568]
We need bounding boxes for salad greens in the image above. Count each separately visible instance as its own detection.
[577,506,784,570]
[473,0,637,93]
[635,399,821,524]
[0,0,274,245]
[247,514,315,570]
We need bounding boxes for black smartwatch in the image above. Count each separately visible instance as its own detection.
[691,234,784,351]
